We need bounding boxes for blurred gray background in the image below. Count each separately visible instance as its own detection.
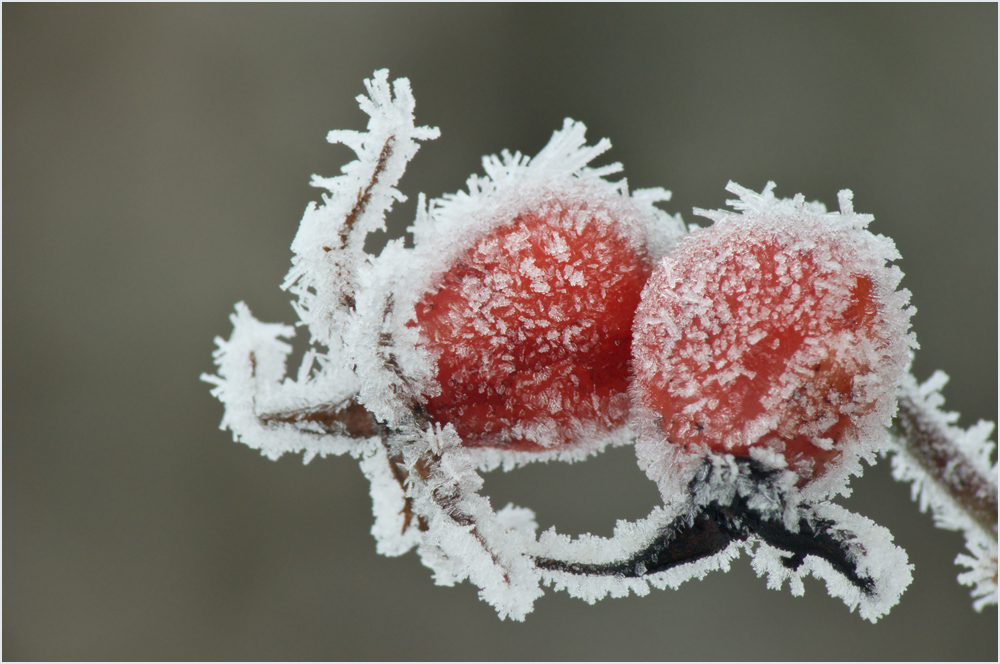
[4,4,996,660]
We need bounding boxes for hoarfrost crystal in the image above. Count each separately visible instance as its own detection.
[204,70,996,622]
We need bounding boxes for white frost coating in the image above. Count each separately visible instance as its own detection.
[533,504,745,604]
[347,237,438,430]
[401,426,545,620]
[202,302,365,462]
[358,439,422,557]
[205,72,923,622]
[407,117,682,267]
[887,371,998,610]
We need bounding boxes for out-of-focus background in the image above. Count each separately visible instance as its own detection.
[4,5,996,660]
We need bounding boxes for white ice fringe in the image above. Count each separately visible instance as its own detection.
[203,302,365,462]
[283,69,439,355]
[204,71,933,623]
[887,371,998,610]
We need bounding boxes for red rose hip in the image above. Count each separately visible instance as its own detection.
[632,183,914,494]
[412,186,655,452]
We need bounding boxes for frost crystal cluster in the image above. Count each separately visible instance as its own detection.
[204,70,997,621]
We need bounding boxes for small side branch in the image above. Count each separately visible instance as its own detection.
[337,138,394,251]
[892,393,998,539]
[324,136,395,312]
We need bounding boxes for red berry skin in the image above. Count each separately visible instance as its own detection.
[633,221,895,483]
[411,200,651,451]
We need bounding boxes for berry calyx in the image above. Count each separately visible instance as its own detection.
[632,183,913,488]
[411,190,654,452]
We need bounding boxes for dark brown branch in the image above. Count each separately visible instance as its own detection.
[892,394,999,538]
[535,512,732,578]
[535,457,879,596]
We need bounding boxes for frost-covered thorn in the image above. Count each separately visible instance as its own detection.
[258,400,382,439]
[383,443,429,534]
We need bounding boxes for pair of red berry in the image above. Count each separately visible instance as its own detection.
[409,179,910,493]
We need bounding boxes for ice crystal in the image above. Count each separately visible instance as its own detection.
[203,70,995,621]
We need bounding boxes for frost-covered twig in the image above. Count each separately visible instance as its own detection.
[205,70,979,624]
[204,70,549,620]
[283,70,439,338]
[888,371,998,610]
[532,455,911,623]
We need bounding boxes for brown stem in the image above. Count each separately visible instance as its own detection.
[321,137,396,311]
[340,138,394,247]
[892,394,999,538]
[261,398,433,535]
[260,401,381,439]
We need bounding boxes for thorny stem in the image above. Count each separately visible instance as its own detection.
[892,394,999,539]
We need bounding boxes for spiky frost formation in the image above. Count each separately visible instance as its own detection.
[203,70,438,460]
[888,371,998,610]
[284,70,440,354]
[204,72,932,623]
[632,182,916,502]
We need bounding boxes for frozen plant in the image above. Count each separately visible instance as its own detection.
[203,70,997,621]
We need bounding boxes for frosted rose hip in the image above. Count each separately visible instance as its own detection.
[632,183,913,489]
[412,195,651,451]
